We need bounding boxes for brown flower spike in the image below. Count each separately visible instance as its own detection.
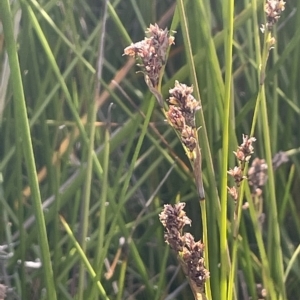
[233,134,256,163]
[168,81,201,128]
[159,203,209,291]
[182,233,210,288]
[159,203,191,252]
[123,24,175,106]
[227,135,256,200]
[166,81,205,200]
[265,0,286,30]
[248,158,268,193]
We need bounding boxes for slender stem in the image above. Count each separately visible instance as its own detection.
[220,0,234,298]
[246,188,277,299]
[60,216,109,299]
[249,3,287,298]
[200,200,212,300]
[0,1,57,299]
[78,1,108,296]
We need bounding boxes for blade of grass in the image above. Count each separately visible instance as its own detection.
[221,0,235,299]
[77,0,107,296]
[0,1,57,299]
[59,215,109,299]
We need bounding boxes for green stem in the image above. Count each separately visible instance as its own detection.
[200,200,212,300]
[220,0,234,298]
[78,3,108,295]
[0,1,57,299]
[60,216,109,299]
[249,5,287,298]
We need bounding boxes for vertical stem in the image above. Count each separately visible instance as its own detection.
[78,1,108,297]
[200,200,212,300]
[220,0,234,298]
[0,1,57,299]
[250,2,286,298]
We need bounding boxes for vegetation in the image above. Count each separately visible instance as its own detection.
[0,0,299,299]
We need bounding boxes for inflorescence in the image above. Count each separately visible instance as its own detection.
[159,203,210,290]
[123,24,175,106]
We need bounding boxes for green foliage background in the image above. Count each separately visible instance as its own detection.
[0,0,300,299]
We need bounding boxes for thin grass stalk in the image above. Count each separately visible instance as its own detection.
[12,112,158,251]
[29,0,95,72]
[227,134,257,299]
[24,3,105,177]
[257,31,286,298]
[270,33,279,151]
[39,100,62,287]
[191,2,224,297]
[230,2,272,298]
[200,200,212,300]
[52,148,62,286]
[116,254,128,300]
[129,0,147,29]
[220,0,235,298]
[176,0,205,200]
[162,0,264,98]
[59,216,109,299]
[0,1,57,299]
[284,243,300,283]
[239,220,258,299]
[228,187,244,300]
[90,115,111,298]
[176,2,210,298]
[249,2,287,298]
[95,100,156,297]
[77,68,97,298]
[118,98,156,201]
[154,247,170,300]
[259,81,286,299]
[279,165,295,223]
[15,135,27,298]
[108,2,132,45]
[15,10,103,199]
[245,186,277,299]
[119,99,157,296]
[78,2,108,295]
[99,101,158,297]
[249,0,271,138]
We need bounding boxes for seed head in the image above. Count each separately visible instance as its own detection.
[166,106,186,131]
[168,81,201,128]
[227,186,239,201]
[182,233,210,288]
[265,0,286,30]
[233,134,256,162]
[124,24,175,106]
[248,158,268,192]
[181,125,197,153]
[228,166,247,186]
[159,204,209,289]
[159,203,191,252]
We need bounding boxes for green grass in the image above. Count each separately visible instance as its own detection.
[0,0,300,299]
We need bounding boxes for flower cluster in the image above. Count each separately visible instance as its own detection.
[247,151,289,198]
[166,81,201,154]
[248,158,268,196]
[233,135,256,162]
[227,135,256,201]
[182,233,210,288]
[159,203,209,289]
[166,82,205,199]
[123,24,174,106]
[159,202,191,252]
[265,0,286,30]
